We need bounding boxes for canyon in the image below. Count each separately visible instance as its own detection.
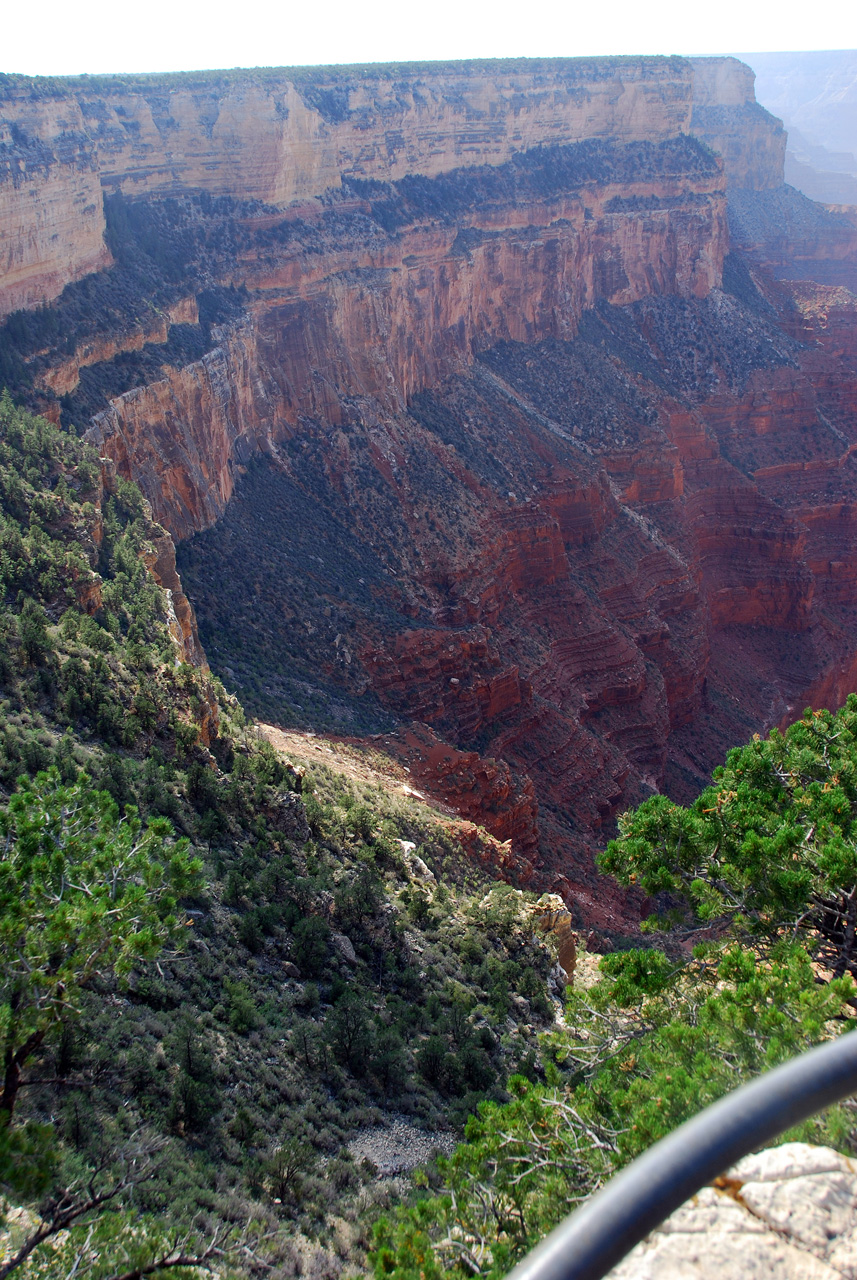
[2,55,856,931]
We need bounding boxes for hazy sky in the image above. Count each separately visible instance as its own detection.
[4,0,857,76]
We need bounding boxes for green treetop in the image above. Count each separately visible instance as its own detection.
[599,696,857,977]
[1,768,201,1198]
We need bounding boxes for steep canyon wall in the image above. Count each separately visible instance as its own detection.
[86,138,727,537]
[1,56,779,318]
[3,55,856,926]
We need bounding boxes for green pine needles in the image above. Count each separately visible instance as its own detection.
[373,701,857,1278]
[601,697,857,976]
[1,770,201,1122]
[0,771,200,1235]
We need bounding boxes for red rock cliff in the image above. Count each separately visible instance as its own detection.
[85,140,727,538]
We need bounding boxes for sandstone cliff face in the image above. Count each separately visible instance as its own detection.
[85,138,726,538]
[44,125,854,920]
[690,58,787,190]
[38,300,195,397]
[87,321,288,538]
[0,56,781,317]
[0,97,111,315]
[80,60,697,201]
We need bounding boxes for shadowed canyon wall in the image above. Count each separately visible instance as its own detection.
[85,136,727,538]
[2,56,856,929]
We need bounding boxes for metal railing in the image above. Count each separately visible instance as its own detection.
[506,1029,857,1280]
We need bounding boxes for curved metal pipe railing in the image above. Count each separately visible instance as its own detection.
[506,1028,857,1280]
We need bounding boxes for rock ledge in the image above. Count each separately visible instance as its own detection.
[609,1142,857,1279]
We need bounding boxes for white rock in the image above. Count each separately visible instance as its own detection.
[609,1230,841,1279]
[397,842,436,884]
[608,1144,857,1279]
[330,932,357,966]
[732,1143,855,1183]
[741,1172,857,1252]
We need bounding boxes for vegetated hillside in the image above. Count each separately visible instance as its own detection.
[0,395,569,1277]
[4,390,854,1280]
[4,388,856,1278]
[374,696,857,1278]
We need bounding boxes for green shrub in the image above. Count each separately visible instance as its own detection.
[292,916,330,976]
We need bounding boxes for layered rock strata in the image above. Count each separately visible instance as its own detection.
[690,57,786,191]
[0,99,111,314]
[4,56,857,926]
[86,137,727,538]
[0,55,779,317]
[166,262,857,921]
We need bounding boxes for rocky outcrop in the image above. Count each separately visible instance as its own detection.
[141,530,207,671]
[85,137,727,538]
[93,457,208,675]
[0,98,111,316]
[609,1143,857,1279]
[375,722,540,874]
[83,60,703,198]
[87,321,288,539]
[690,58,786,190]
[38,300,195,397]
[529,893,577,983]
[0,56,782,318]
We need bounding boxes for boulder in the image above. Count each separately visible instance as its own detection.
[331,932,358,967]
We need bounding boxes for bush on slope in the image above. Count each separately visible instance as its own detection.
[0,395,560,1276]
[372,702,857,1277]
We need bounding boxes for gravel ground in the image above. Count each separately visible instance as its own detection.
[349,1116,457,1176]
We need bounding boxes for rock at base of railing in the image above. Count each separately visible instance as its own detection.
[607,1143,857,1279]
